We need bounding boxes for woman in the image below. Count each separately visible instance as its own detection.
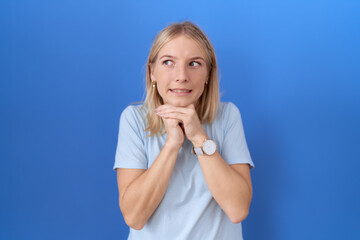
[114,21,255,239]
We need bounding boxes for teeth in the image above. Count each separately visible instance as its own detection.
[171,89,191,93]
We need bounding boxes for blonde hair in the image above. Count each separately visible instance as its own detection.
[142,21,220,136]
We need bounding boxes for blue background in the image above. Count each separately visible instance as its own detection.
[1,0,359,239]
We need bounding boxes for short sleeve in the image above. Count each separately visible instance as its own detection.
[113,105,148,170]
[221,102,255,170]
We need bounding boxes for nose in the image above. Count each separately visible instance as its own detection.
[175,63,188,83]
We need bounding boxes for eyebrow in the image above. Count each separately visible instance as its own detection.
[159,55,205,61]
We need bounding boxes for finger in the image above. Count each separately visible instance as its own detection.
[156,105,191,115]
[155,104,190,113]
[160,112,185,122]
[164,120,184,130]
[160,112,183,121]
[154,104,172,111]
[163,118,183,128]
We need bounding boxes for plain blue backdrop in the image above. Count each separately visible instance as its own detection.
[1,0,359,239]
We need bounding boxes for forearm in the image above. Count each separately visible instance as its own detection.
[120,142,180,229]
[197,151,252,223]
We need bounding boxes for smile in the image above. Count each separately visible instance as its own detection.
[170,89,191,93]
[169,89,192,95]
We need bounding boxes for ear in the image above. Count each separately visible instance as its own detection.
[151,73,155,82]
[205,74,210,85]
[150,64,156,81]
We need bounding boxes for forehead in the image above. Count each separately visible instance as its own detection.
[158,35,206,58]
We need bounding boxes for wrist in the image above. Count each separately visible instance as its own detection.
[164,140,182,151]
[192,138,217,156]
[191,134,209,148]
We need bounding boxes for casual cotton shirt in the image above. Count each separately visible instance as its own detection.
[113,102,255,240]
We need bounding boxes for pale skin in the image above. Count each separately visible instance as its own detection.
[116,35,253,230]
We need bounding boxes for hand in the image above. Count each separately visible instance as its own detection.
[161,114,185,148]
[155,104,208,147]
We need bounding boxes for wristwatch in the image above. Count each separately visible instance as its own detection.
[192,139,217,156]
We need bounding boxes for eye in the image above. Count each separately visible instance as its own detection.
[189,61,201,67]
[162,60,174,66]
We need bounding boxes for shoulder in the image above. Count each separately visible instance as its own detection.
[121,104,146,118]
[219,102,239,112]
[209,102,242,129]
[217,102,241,120]
[119,104,147,129]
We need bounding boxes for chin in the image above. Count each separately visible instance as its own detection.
[166,99,194,107]
[170,102,190,107]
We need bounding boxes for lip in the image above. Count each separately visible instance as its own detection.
[169,88,192,96]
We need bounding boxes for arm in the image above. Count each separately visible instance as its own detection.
[117,142,181,230]
[194,142,253,223]
[116,112,184,230]
[155,104,253,223]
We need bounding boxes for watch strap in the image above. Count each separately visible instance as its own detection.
[193,146,204,155]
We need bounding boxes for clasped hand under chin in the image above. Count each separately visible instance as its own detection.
[155,104,208,147]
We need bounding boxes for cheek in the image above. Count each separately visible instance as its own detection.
[195,84,205,96]
[156,81,171,101]
[155,69,172,84]
[191,73,208,90]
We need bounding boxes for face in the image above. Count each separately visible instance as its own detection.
[151,35,209,107]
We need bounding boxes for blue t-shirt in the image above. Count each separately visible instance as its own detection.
[114,102,255,240]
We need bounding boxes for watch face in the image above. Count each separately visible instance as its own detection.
[203,140,216,155]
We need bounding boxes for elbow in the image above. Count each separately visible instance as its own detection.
[119,200,147,230]
[228,208,249,224]
[121,209,146,230]
[124,216,146,230]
